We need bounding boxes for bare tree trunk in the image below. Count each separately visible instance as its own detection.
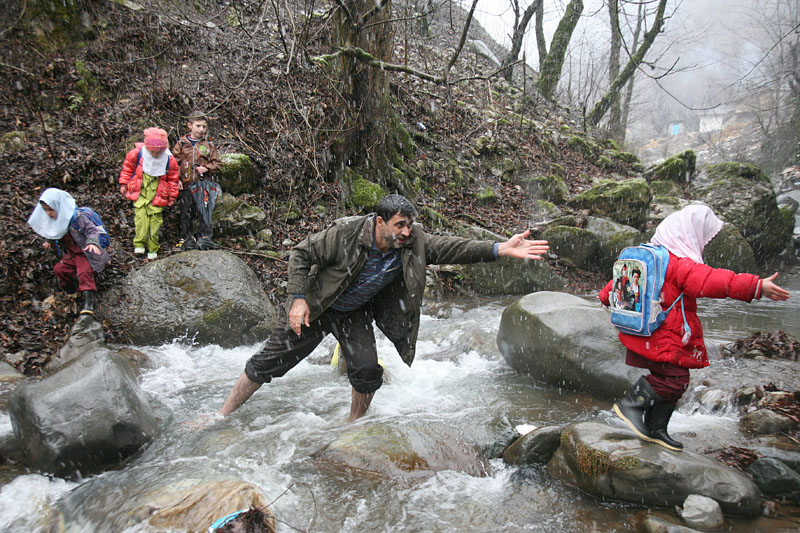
[586,0,667,127]
[535,0,547,71]
[501,0,540,82]
[606,0,623,140]
[536,0,584,100]
[619,2,645,145]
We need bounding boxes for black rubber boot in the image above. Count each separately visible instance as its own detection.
[80,290,95,316]
[646,402,683,451]
[182,236,198,251]
[613,376,658,441]
[197,236,220,250]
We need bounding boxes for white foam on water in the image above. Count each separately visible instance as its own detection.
[0,475,77,531]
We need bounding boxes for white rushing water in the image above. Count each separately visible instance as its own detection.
[1,278,799,531]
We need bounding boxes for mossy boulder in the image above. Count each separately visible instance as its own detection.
[518,174,569,204]
[213,193,268,236]
[649,180,683,197]
[215,153,259,195]
[540,226,600,270]
[691,162,793,264]
[568,178,652,230]
[475,186,497,205]
[584,217,642,273]
[0,131,26,153]
[565,135,596,158]
[458,227,566,294]
[350,174,385,211]
[607,150,640,165]
[530,199,562,224]
[644,150,696,183]
[704,222,757,272]
[547,422,762,517]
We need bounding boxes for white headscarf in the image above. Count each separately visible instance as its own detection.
[27,188,77,240]
[651,204,723,264]
[141,147,171,177]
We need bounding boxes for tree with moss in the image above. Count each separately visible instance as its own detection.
[585,0,667,128]
[535,0,584,100]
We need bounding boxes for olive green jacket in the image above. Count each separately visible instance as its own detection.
[285,214,497,366]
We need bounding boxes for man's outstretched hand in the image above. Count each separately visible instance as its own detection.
[497,230,549,260]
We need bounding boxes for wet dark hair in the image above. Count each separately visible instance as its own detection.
[376,194,417,222]
[187,110,207,122]
[216,506,274,533]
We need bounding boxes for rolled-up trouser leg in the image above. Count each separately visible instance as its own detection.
[328,308,383,394]
[644,371,690,405]
[244,314,328,384]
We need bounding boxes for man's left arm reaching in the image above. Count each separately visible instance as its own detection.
[496,230,549,260]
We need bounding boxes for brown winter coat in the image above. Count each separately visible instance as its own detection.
[171,135,221,186]
[286,214,497,366]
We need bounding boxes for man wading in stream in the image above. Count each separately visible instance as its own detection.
[217,194,549,422]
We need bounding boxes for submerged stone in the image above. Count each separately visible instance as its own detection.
[315,422,490,479]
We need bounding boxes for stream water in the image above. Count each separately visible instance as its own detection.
[1,273,799,532]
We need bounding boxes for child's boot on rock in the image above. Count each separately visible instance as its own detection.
[613,376,657,441]
[79,290,95,317]
[646,402,683,451]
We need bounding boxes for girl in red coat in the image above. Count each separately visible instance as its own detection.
[599,205,790,451]
[119,127,179,260]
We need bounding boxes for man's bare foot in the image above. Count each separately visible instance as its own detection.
[182,411,223,431]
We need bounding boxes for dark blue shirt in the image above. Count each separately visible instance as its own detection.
[330,238,402,312]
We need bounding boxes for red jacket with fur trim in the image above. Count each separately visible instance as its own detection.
[599,253,762,369]
[119,143,180,207]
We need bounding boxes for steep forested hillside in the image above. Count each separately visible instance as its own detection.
[0,1,629,372]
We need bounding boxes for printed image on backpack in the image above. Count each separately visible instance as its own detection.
[610,260,644,314]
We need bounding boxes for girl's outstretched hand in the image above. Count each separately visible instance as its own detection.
[762,272,790,301]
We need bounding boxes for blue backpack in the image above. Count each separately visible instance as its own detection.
[609,244,689,337]
[70,207,111,248]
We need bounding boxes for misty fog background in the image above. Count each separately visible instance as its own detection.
[461,0,799,173]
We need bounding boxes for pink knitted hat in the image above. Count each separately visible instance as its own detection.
[143,127,169,150]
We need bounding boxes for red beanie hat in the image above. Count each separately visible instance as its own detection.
[143,127,169,150]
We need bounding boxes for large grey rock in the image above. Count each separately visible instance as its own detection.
[584,216,642,273]
[540,225,600,270]
[314,422,490,479]
[44,318,105,373]
[497,292,638,400]
[751,445,800,474]
[547,422,762,517]
[691,162,793,264]
[100,250,277,347]
[458,227,566,295]
[8,349,158,477]
[746,457,800,495]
